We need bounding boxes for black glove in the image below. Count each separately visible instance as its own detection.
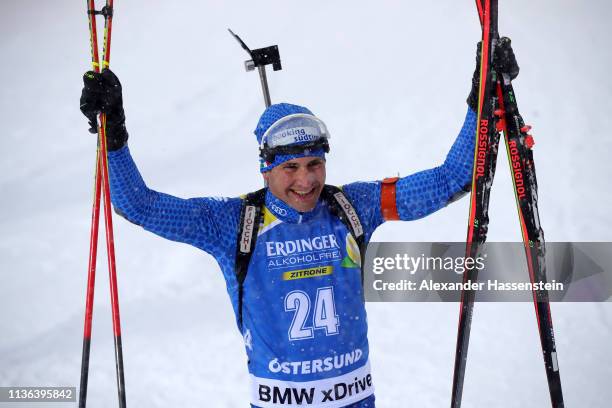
[80,69,129,151]
[467,36,519,112]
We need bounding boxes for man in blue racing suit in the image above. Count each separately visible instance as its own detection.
[79,39,518,407]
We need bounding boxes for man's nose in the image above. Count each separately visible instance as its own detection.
[294,167,316,186]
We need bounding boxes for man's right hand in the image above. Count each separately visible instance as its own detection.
[80,69,129,151]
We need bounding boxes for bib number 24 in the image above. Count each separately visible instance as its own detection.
[284,286,340,341]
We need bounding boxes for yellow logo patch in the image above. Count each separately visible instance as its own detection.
[283,266,333,281]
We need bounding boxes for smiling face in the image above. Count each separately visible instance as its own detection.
[263,156,326,212]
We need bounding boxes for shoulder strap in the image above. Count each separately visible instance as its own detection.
[234,185,367,331]
[320,185,364,240]
[235,188,266,330]
[320,185,367,288]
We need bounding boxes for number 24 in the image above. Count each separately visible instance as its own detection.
[284,286,340,341]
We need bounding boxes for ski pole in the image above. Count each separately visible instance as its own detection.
[79,1,127,407]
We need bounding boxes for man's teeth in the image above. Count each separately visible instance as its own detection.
[294,190,312,196]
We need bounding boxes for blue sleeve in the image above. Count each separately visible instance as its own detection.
[341,181,383,244]
[107,146,242,263]
[342,107,476,239]
[395,107,476,220]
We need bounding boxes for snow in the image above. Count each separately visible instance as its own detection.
[1,0,611,407]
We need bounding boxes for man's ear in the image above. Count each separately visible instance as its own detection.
[262,171,269,187]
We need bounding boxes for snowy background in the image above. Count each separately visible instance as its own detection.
[1,0,611,407]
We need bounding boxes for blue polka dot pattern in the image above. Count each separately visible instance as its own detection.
[341,181,383,244]
[107,147,244,315]
[254,103,324,173]
[259,148,326,174]
[342,108,476,227]
[254,103,314,144]
[395,108,476,220]
[106,107,475,323]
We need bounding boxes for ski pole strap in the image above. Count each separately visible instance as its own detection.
[380,177,400,221]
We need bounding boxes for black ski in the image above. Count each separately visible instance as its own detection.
[451,0,501,406]
[488,11,565,408]
[451,1,564,406]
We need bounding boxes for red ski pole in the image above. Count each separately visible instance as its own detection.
[79,1,127,407]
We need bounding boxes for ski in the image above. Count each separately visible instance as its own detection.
[451,1,501,406]
[451,1,564,407]
[497,80,564,407]
[79,1,127,407]
[481,3,565,405]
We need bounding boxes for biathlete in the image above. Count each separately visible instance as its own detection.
[79,38,518,408]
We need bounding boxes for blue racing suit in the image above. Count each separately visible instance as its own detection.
[107,108,477,407]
